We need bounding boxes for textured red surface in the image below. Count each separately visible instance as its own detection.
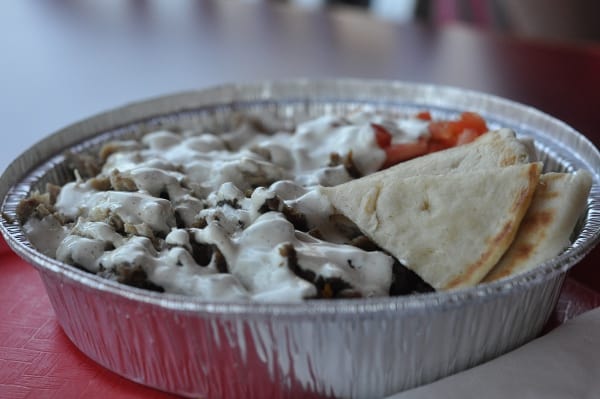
[0,240,178,399]
[1,236,599,398]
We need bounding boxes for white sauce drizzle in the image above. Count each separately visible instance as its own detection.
[35,112,429,301]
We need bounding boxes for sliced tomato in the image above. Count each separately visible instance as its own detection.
[456,129,479,145]
[426,112,488,152]
[382,138,429,169]
[371,123,392,148]
[415,111,432,121]
[428,121,459,146]
[459,112,487,135]
[426,139,453,153]
[377,111,489,169]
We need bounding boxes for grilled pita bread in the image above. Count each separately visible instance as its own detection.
[321,162,542,290]
[483,170,592,282]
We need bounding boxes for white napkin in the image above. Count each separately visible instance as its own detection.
[388,307,600,399]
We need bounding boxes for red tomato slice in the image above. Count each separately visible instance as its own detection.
[428,122,450,139]
[426,139,453,153]
[415,111,432,121]
[382,139,429,168]
[428,121,458,146]
[456,129,479,145]
[459,112,487,135]
[376,111,489,169]
[371,123,392,148]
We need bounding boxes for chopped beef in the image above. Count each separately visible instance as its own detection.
[281,205,309,232]
[46,183,61,204]
[108,214,125,234]
[100,263,165,293]
[389,260,435,296]
[99,141,142,162]
[258,196,282,213]
[64,151,101,179]
[124,223,155,240]
[281,243,316,283]
[329,151,362,179]
[174,210,186,229]
[109,170,138,192]
[329,214,363,240]
[190,217,208,229]
[281,243,359,299]
[329,152,342,167]
[307,228,324,240]
[259,195,308,231]
[343,151,362,179]
[189,237,229,273]
[216,198,241,209]
[314,276,358,299]
[213,246,228,273]
[90,176,112,191]
[16,191,56,223]
[350,235,380,252]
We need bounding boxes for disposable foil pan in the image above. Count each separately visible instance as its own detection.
[1,80,600,399]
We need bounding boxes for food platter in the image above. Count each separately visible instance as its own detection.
[1,80,599,398]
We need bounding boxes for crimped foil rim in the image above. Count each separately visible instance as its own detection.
[2,78,600,318]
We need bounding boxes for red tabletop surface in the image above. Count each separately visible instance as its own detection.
[0,238,180,399]
[2,1,600,398]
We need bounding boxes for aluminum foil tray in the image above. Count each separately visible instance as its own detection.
[2,80,600,399]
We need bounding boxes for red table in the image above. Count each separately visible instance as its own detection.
[0,239,179,398]
[1,1,600,398]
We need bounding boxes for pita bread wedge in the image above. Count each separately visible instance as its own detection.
[321,162,542,291]
[376,128,532,179]
[483,170,592,283]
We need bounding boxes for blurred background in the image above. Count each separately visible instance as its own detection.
[1,0,599,171]
[289,0,600,42]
